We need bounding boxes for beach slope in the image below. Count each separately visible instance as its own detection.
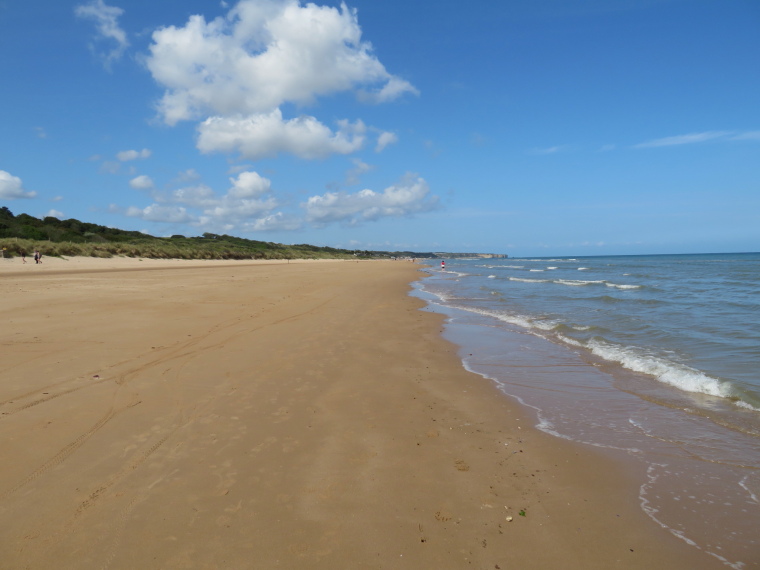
[0,258,716,568]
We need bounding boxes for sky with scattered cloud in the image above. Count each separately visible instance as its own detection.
[1,0,758,255]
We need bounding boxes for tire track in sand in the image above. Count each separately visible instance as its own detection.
[0,397,142,501]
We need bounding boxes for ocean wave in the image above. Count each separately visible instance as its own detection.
[555,279,605,286]
[556,333,583,347]
[739,476,760,505]
[547,266,558,270]
[606,282,643,290]
[425,289,455,302]
[585,339,736,400]
[529,269,545,272]
[509,277,549,283]
[734,400,760,412]
[551,323,603,335]
[504,265,525,269]
[448,303,559,332]
[578,267,590,271]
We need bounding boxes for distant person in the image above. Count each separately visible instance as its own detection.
[21,251,26,264]
[34,250,41,264]
[441,260,445,271]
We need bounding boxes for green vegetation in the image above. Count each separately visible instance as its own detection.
[0,207,438,260]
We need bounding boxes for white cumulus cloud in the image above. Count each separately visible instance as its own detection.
[126,204,194,224]
[117,148,152,161]
[228,171,271,198]
[243,212,302,232]
[303,174,438,226]
[199,172,279,227]
[0,170,37,199]
[146,0,416,125]
[358,76,420,104]
[122,170,284,232]
[197,109,366,159]
[375,131,398,152]
[167,184,218,208]
[75,0,129,69]
[129,175,154,189]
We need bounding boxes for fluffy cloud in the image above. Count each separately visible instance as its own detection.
[167,184,217,208]
[243,212,302,232]
[375,131,398,152]
[197,109,366,159]
[358,76,420,104]
[146,0,416,125]
[228,171,271,198]
[126,204,194,224]
[199,172,278,227]
[129,175,154,189]
[74,0,129,69]
[123,171,282,232]
[0,170,37,199]
[45,210,64,219]
[117,148,152,161]
[303,174,438,226]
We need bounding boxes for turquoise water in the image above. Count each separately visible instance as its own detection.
[415,253,759,568]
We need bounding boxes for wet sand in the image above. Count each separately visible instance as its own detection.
[0,257,719,568]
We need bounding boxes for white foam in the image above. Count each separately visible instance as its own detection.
[509,277,549,283]
[556,334,583,347]
[734,399,760,412]
[529,269,545,272]
[547,266,558,270]
[739,475,759,506]
[425,289,455,303]
[586,339,734,399]
[606,282,642,290]
[639,465,743,569]
[487,275,496,279]
[480,310,535,330]
[555,279,605,286]
[578,267,590,271]
[504,265,525,269]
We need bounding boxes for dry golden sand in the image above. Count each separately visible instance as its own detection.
[0,257,719,569]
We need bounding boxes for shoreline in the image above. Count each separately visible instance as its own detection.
[416,257,759,568]
[0,257,719,568]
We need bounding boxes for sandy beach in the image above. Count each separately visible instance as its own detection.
[0,257,719,569]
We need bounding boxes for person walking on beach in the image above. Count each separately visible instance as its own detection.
[441,260,445,271]
[34,250,41,264]
[21,250,26,263]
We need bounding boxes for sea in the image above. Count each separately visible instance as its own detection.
[414,252,759,569]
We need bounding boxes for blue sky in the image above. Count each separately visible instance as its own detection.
[1,0,758,256]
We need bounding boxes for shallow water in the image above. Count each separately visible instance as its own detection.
[414,253,760,568]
